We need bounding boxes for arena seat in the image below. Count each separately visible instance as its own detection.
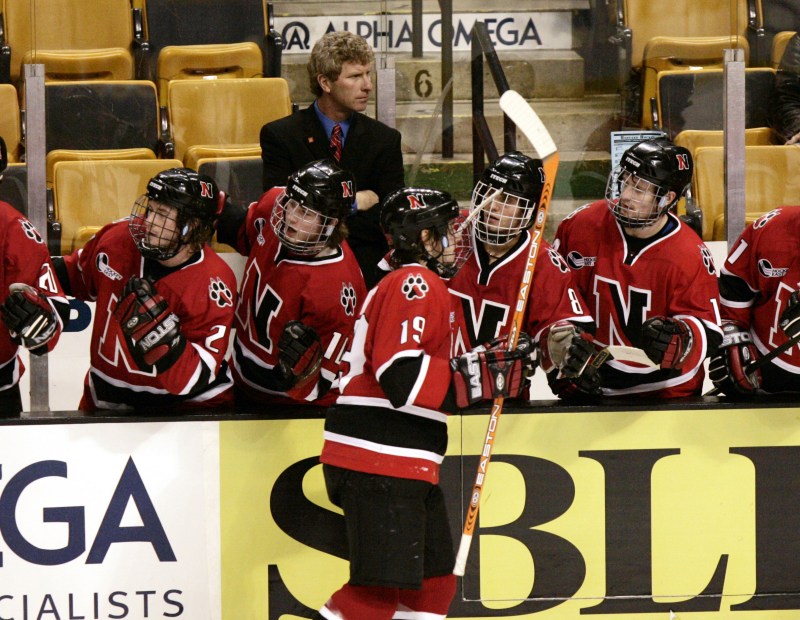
[772,31,797,69]
[655,67,775,137]
[0,163,27,214]
[136,0,273,93]
[674,127,774,157]
[39,80,164,184]
[641,35,750,129]
[0,0,136,85]
[49,158,183,256]
[166,77,290,170]
[693,145,800,241]
[0,83,21,162]
[155,42,263,105]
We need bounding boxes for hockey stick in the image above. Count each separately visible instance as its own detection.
[604,345,657,367]
[455,187,501,235]
[454,90,558,577]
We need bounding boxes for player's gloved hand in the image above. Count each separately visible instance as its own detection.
[272,320,323,392]
[539,321,602,398]
[640,316,693,369]
[779,290,800,339]
[0,283,59,353]
[113,276,186,371]
[708,321,761,397]
[476,332,538,374]
[450,337,534,408]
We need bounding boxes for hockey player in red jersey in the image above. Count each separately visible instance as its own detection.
[217,159,367,407]
[53,168,237,412]
[448,151,599,398]
[317,187,533,620]
[0,138,69,415]
[710,207,800,396]
[554,138,722,397]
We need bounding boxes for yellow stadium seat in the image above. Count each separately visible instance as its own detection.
[51,158,183,255]
[156,42,263,105]
[772,31,797,69]
[641,35,750,129]
[693,145,800,241]
[0,0,135,84]
[46,148,157,187]
[674,127,774,157]
[0,83,22,163]
[166,77,290,170]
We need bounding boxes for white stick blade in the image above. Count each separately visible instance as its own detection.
[605,345,658,368]
[453,534,473,576]
[499,90,557,159]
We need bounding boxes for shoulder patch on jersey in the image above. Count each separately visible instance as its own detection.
[96,253,123,281]
[566,250,595,270]
[754,208,782,229]
[254,217,268,245]
[209,277,234,307]
[17,218,43,244]
[699,245,716,276]
[547,247,569,273]
[340,282,358,316]
[401,273,430,300]
[757,258,789,278]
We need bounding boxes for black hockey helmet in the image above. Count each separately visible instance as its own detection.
[381,187,471,278]
[606,138,693,227]
[130,167,222,260]
[271,158,355,255]
[471,151,545,244]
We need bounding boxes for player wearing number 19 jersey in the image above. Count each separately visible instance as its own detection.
[220,160,366,407]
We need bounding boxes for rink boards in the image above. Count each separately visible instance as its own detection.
[2,403,800,620]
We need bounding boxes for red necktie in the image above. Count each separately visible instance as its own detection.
[330,123,343,162]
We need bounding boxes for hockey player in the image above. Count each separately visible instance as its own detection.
[710,207,800,396]
[0,137,69,415]
[217,159,366,407]
[448,151,599,399]
[553,138,722,397]
[317,187,533,620]
[53,168,237,412]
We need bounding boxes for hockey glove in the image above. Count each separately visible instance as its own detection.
[708,321,761,396]
[640,316,693,369]
[779,290,800,339]
[539,321,602,398]
[450,338,534,408]
[113,276,186,372]
[0,283,59,353]
[272,320,323,393]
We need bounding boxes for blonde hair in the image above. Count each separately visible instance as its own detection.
[307,31,374,97]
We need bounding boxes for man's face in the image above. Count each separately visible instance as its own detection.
[617,170,661,222]
[283,199,325,245]
[145,200,182,250]
[324,61,372,113]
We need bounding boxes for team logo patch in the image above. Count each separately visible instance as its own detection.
[340,282,357,316]
[96,253,122,281]
[401,273,429,300]
[758,259,789,278]
[700,245,716,276]
[548,247,569,273]
[254,217,267,246]
[18,218,43,244]
[755,208,781,229]
[209,277,234,307]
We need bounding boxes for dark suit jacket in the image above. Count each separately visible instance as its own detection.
[260,105,405,288]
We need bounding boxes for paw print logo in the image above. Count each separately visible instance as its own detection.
[401,273,429,300]
[209,278,234,308]
[548,247,568,274]
[700,245,716,276]
[19,219,43,244]
[340,283,357,316]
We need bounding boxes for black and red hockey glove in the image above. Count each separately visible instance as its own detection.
[113,276,186,372]
[273,320,323,393]
[708,321,761,397]
[640,316,693,369]
[450,337,534,408]
[0,283,59,353]
[539,321,602,398]
[779,290,800,339]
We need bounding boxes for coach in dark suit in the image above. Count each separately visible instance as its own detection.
[261,31,405,288]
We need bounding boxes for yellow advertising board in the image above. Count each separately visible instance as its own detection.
[220,405,800,619]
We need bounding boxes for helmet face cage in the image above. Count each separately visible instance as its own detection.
[606,166,672,228]
[471,180,536,244]
[271,189,340,255]
[129,195,185,260]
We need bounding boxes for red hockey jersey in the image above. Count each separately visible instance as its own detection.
[320,265,454,484]
[232,188,367,406]
[448,230,593,356]
[59,220,237,411]
[719,207,800,391]
[0,201,67,391]
[554,201,722,397]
